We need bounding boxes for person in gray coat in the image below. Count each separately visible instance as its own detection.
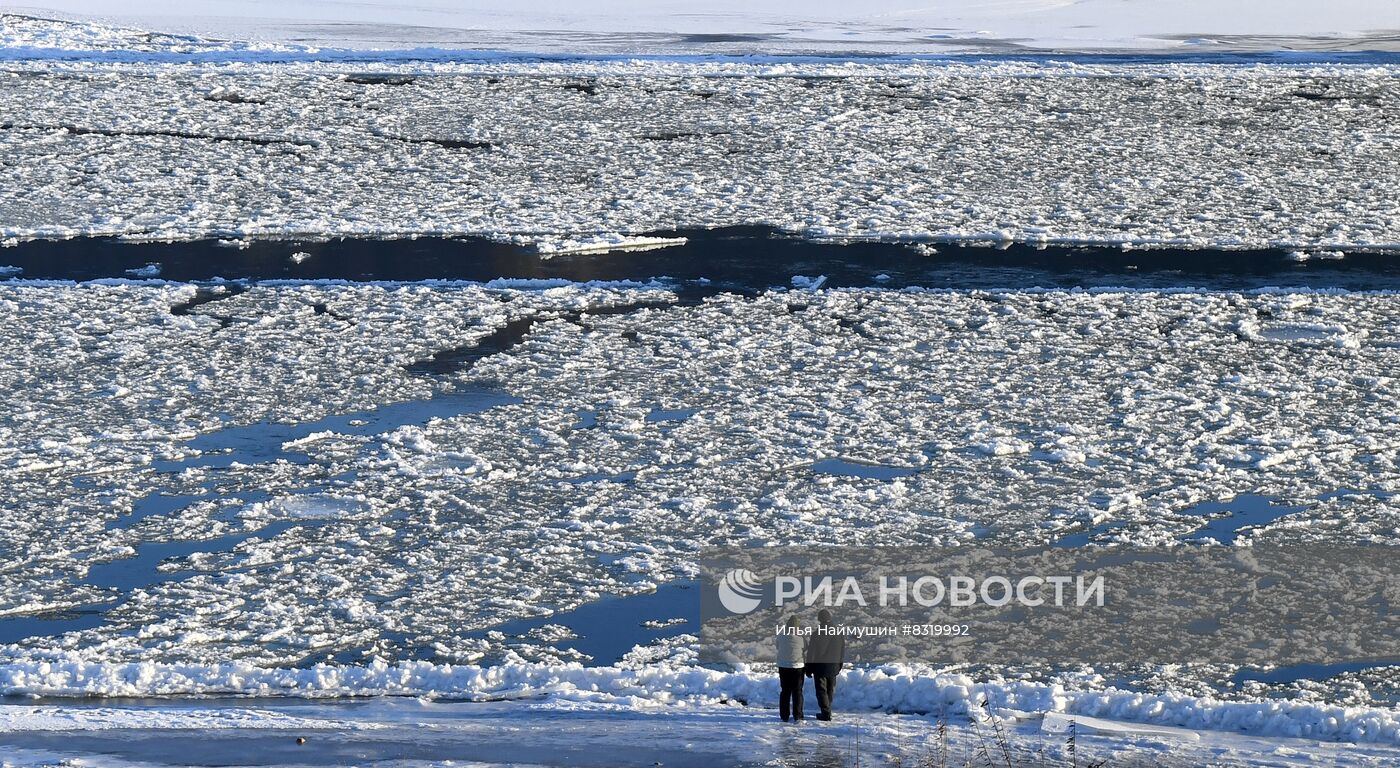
[775,614,806,721]
[804,608,845,721]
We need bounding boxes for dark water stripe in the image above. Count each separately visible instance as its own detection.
[403,300,675,375]
[3,227,1400,291]
[1232,660,1400,686]
[466,582,699,666]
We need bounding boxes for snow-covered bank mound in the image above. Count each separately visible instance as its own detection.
[1,656,1397,745]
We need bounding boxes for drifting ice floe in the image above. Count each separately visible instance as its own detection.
[531,234,690,257]
[123,263,162,278]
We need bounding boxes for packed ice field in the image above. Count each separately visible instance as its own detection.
[4,12,1400,766]
[4,277,1400,739]
[2,15,1400,252]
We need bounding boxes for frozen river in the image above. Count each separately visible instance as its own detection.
[2,11,1400,765]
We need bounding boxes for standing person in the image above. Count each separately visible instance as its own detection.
[775,614,806,722]
[805,608,845,721]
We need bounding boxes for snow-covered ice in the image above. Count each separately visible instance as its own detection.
[1,16,1399,251]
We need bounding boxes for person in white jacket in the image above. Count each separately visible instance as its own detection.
[775,614,806,721]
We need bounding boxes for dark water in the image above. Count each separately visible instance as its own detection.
[810,458,917,480]
[1055,493,1338,548]
[151,388,520,470]
[404,318,538,375]
[406,301,675,375]
[1052,520,1134,549]
[1182,495,1309,544]
[1234,659,1400,686]
[4,227,1400,291]
[645,407,698,423]
[476,582,699,665]
[109,493,212,531]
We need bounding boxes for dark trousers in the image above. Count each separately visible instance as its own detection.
[812,670,838,720]
[778,667,805,721]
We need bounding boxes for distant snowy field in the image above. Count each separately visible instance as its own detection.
[4,0,1398,52]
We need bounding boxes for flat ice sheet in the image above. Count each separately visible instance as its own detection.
[2,698,1400,767]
